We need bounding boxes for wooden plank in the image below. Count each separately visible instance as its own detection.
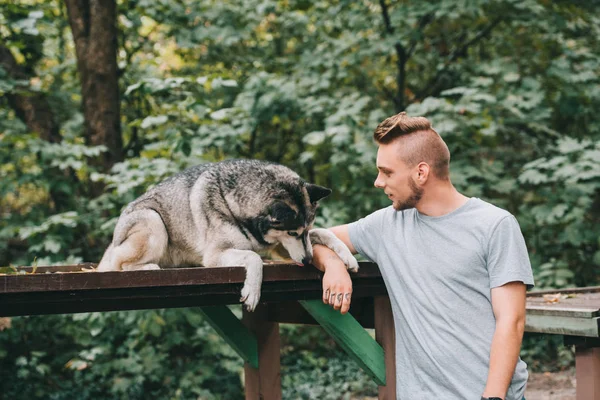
[0,262,382,293]
[576,347,600,400]
[7,263,97,273]
[198,305,258,368]
[299,299,386,386]
[527,293,600,306]
[528,286,600,296]
[374,296,396,400]
[243,304,281,400]
[527,305,600,318]
[525,314,600,337]
[0,263,387,317]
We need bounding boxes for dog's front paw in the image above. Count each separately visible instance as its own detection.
[336,247,359,273]
[310,228,359,273]
[240,283,261,312]
[344,254,359,273]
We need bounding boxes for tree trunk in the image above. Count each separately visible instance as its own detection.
[64,0,123,173]
[0,44,61,143]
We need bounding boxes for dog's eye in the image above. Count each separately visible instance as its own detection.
[287,232,299,237]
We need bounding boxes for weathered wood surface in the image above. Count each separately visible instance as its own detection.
[2,262,600,338]
[525,287,600,337]
[242,304,282,400]
[0,262,386,317]
[576,347,600,400]
[374,296,396,400]
[527,287,600,318]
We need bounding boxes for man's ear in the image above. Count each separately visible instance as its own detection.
[416,162,431,184]
[305,184,332,204]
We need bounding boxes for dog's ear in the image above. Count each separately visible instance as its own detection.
[305,184,332,204]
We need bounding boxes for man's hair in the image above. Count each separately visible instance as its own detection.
[373,112,450,180]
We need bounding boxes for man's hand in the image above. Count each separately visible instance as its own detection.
[322,263,353,314]
[312,243,353,314]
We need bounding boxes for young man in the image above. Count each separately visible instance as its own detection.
[312,112,534,400]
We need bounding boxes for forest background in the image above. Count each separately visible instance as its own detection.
[1,0,599,398]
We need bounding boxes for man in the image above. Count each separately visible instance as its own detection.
[311,112,534,400]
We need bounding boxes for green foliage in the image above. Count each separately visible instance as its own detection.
[0,310,245,399]
[521,333,575,373]
[2,0,600,396]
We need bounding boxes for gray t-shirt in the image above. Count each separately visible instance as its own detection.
[348,197,534,400]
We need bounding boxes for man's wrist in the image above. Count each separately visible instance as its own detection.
[323,259,346,270]
[312,245,344,272]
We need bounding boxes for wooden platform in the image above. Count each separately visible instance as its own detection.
[2,263,599,324]
[0,262,387,317]
[2,262,600,399]
[526,286,600,337]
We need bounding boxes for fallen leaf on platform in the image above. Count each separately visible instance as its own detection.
[543,293,562,303]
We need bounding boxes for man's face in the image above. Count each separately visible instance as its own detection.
[374,142,423,211]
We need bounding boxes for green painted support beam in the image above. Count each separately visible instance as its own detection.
[299,300,386,386]
[199,305,259,368]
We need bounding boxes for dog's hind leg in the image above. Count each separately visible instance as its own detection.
[205,249,263,311]
[97,243,115,271]
[96,210,168,272]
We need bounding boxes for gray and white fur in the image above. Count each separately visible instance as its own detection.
[97,159,358,310]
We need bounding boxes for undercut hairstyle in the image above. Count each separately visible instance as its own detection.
[373,112,451,180]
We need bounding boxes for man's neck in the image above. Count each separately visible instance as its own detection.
[415,182,469,217]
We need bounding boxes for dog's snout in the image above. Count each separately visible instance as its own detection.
[302,256,313,266]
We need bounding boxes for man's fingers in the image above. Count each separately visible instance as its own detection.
[329,292,336,306]
[331,292,342,310]
[323,288,330,304]
[340,292,352,314]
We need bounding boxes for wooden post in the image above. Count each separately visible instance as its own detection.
[375,296,396,400]
[576,346,600,400]
[242,303,282,400]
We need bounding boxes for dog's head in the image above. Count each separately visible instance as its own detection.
[262,182,331,266]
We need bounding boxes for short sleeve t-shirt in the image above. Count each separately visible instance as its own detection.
[348,197,534,400]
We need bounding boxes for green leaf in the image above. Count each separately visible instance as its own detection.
[140,115,168,129]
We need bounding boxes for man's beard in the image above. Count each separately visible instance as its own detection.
[393,177,423,211]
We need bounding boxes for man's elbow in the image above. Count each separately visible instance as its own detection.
[497,313,526,335]
[515,314,526,335]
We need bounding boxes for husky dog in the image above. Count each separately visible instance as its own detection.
[97,159,358,310]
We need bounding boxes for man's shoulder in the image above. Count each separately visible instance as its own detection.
[466,198,515,229]
[353,206,404,231]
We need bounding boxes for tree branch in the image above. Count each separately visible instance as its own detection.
[379,0,394,35]
[0,44,61,143]
[379,0,409,111]
[406,13,434,58]
[415,17,503,102]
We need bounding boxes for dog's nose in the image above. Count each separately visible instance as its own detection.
[302,256,312,266]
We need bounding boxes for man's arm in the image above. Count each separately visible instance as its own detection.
[312,224,356,314]
[482,281,527,399]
